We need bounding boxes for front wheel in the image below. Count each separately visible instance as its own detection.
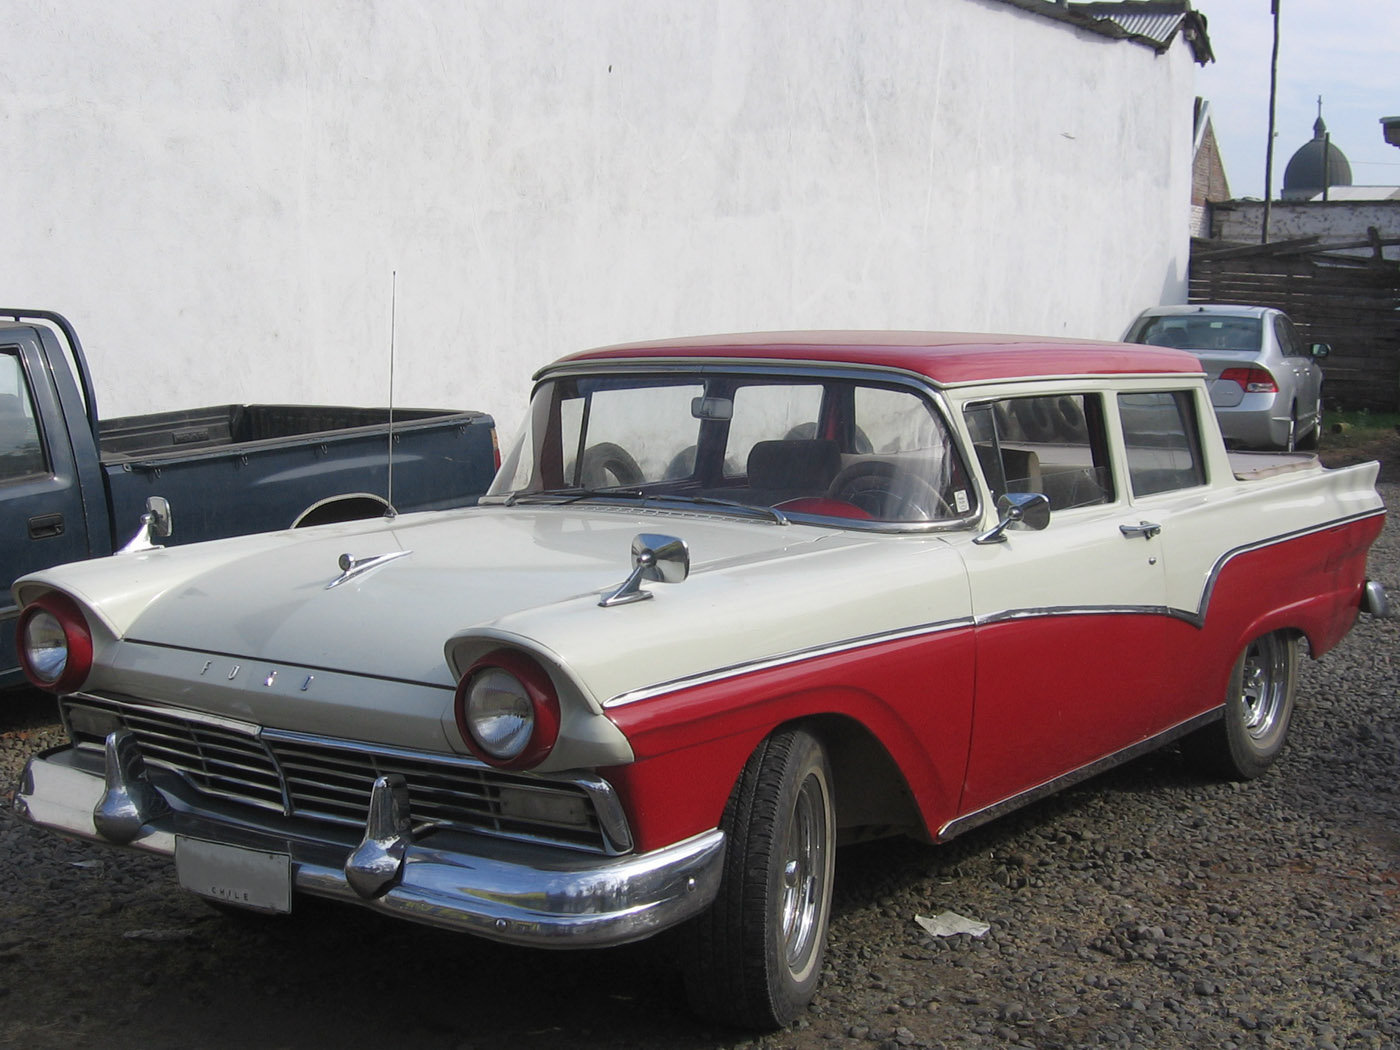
[1185,632,1298,779]
[684,728,835,1029]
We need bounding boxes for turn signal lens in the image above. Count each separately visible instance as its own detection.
[17,592,94,692]
[1220,367,1278,394]
[454,649,560,768]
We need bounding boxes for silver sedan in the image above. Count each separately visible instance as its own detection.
[1122,304,1328,451]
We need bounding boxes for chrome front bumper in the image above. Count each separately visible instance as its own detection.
[16,737,725,948]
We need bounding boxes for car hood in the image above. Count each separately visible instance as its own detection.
[17,506,958,703]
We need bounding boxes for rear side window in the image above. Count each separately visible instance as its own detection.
[1117,391,1206,496]
[0,350,48,482]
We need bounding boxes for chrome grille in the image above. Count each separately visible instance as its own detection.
[62,693,615,853]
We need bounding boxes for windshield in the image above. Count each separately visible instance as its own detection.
[488,370,974,526]
[1126,315,1262,352]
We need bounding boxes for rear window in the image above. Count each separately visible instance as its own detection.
[1127,315,1261,353]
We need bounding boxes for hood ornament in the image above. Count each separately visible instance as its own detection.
[600,533,689,607]
[328,550,413,589]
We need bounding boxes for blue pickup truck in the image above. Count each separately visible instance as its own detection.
[1,309,498,687]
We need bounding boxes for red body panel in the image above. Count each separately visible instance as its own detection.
[605,628,977,854]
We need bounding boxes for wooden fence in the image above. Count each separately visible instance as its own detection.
[1188,232,1400,412]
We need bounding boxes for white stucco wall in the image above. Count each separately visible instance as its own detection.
[2,0,1195,440]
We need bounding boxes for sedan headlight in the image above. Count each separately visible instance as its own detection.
[455,649,560,768]
[17,592,94,693]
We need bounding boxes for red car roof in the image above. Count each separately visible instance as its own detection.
[546,331,1202,386]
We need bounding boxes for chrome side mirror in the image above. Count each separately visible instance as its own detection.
[118,496,173,554]
[973,492,1050,546]
[1310,343,1331,359]
[600,533,690,607]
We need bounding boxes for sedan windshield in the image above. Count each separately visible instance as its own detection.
[487,371,974,526]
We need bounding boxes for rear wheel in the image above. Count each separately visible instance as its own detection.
[684,728,835,1029]
[1185,632,1298,779]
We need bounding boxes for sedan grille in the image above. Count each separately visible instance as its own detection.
[61,693,622,854]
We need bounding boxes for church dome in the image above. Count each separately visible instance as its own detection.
[1282,114,1353,198]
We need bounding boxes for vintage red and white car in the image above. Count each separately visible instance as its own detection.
[13,332,1389,1028]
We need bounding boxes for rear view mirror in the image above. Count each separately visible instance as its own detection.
[691,397,733,421]
[1310,343,1331,359]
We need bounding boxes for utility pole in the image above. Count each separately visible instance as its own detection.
[1262,0,1280,243]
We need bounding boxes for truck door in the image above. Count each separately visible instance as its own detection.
[0,337,92,683]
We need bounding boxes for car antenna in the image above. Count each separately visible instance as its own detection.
[385,269,398,519]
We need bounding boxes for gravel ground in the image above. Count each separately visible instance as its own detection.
[1,483,1395,1050]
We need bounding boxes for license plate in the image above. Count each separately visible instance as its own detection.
[175,837,293,914]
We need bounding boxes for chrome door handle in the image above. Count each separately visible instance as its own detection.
[1119,521,1161,540]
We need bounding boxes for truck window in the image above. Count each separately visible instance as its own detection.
[1117,391,1206,496]
[964,393,1113,511]
[0,350,47,481]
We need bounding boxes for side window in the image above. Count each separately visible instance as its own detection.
[0,350,48,482]
[964,393,1113,510]
[1117,391,1206,497]
[1275,316,1303,358]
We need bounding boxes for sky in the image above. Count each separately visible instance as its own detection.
[1195,0,1400,200]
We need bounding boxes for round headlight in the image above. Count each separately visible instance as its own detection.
[454,649,560,768]
[16,592,94,693]
[466,667,535,760]
[22,610,69,684]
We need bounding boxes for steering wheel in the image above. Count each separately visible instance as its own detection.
[826,461,951,521]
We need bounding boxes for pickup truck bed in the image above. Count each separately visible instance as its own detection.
[2,309,498,687]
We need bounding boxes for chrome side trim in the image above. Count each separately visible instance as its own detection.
[981,508,1388,631]
[602,617,975,708]
[1185,508,1388,628]
[937,707,1222,842]
[17,747,724,949]
[976,604,1184,627]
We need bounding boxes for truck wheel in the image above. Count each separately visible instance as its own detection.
[684,728,835,1029]
[1185,632,1298,780]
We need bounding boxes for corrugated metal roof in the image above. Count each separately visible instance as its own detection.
[1068,2,1214,63]
[993,2,1214,65]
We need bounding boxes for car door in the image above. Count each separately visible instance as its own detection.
[954,391,1172,818]
[0,339,91,682]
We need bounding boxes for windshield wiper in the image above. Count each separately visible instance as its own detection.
[651,494,789,526]
[492,488,789,524]
[497,487,645,507]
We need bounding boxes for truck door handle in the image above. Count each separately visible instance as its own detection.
[1119,521,1161,541]
[28,513,65,539]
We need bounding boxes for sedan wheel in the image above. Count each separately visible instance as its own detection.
[1185,632,1298,780]
[685,728,835,1029]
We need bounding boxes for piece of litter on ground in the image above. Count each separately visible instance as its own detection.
[915,911,991,938]
[122,928,195,943]
[70,860,104,870]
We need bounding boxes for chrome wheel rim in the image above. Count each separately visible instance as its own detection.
[1240,635,1289,740]
[780,774,829,977]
